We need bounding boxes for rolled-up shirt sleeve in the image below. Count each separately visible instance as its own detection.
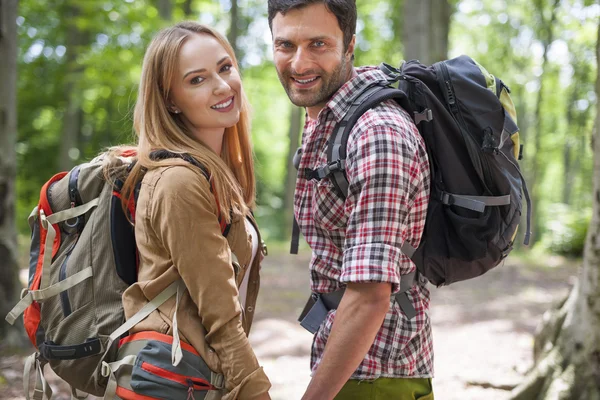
[341,119,427,294]
[150,166,270,399]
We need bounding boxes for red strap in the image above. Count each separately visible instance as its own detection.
[121,149,138,158]
[115,387,160,400]
[25,172,68,347]
[38,172,68,261]
[141,362,214,391]
[119,331,200,356]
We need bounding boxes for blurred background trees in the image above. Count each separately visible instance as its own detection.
[0,0,20,344]
[7,0,597,252]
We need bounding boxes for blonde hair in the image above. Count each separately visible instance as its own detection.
[111,21,255,223]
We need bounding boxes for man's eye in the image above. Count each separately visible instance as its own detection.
[278,41,293,49]
[313,41,325,47]
[191,76,204,85]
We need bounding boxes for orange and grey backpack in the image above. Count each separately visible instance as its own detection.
[5,150,230,399]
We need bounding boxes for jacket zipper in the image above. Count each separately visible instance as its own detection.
[140,362,214,391]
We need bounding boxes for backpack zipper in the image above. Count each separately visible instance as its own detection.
[438,62,494,190]
[58,238,78,317]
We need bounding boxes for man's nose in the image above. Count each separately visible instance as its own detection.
[290,47,313,75]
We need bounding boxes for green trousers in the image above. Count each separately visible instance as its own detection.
[334,377,434,400]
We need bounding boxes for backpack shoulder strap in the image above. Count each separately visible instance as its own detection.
[326,85,414,199]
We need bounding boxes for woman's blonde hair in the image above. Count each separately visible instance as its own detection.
[111,21,255,223]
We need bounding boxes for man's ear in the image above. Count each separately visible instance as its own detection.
[345,34,356,60]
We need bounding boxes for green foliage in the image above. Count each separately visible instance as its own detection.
[538,203,592,257]
[13,0,599,256]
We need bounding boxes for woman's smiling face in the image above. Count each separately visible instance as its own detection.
[169,33,242,142]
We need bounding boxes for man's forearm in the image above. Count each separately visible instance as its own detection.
[301,283,391,400]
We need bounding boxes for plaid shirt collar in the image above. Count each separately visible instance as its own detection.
[321,65,393,123]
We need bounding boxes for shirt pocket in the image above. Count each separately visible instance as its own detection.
[312,179,347,232]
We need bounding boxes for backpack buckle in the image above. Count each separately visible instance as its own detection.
[414,109,433,125]
[304,160,345,181]
[327,159,345,173]
[379,62,402,81]
[440,192,453,205]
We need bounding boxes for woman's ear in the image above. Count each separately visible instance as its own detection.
[167,101,181,114]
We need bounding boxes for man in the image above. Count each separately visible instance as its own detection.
[268,1,434,399]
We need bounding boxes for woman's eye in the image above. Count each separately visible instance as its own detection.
[221,64,232,73]
[190,76,204,85]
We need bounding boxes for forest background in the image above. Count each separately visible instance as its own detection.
[1,0,600,399]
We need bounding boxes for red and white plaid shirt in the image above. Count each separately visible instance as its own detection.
[294,66,433,379]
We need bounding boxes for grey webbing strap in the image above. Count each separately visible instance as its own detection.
[6,267,93,325]
[440,192,511,213]
[23,354,52,400]
[71,386,88,399]
[101,355,137,400]
[108,280,179,344]
[171,281,185,367]
[400,242,417,258]
[319,270,417,316]
[395,293,417,319]
[299,270,418,333]
[290,217,300,255]
[210,371,225,390]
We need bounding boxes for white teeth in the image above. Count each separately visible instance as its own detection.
[296,77,317,84]
[211,98,233,109]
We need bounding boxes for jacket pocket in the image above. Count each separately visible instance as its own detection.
[130,337,222,400]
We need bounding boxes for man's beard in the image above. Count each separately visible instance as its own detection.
[277,57,351,108]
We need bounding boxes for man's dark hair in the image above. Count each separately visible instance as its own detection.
[268,0,357,53]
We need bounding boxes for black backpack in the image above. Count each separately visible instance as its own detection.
[292,55,531,287]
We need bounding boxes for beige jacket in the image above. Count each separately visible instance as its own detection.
[122,164,270,399]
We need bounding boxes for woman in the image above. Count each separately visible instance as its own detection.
[112,22,271,400]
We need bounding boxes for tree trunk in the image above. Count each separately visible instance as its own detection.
[283,106,303,237]
[508,17,600,400]
[182,0,193,17]
[528,0,560,245]
[0,0,21,343]
[57,3,89,172]
[402,0,451,64]
[227,0,239,59]
[155,0,172,20]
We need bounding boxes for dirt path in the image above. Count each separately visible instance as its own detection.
[0,250,577,400]
[251,250,576,400]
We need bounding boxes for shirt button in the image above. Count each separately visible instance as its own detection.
[247,306,254,312]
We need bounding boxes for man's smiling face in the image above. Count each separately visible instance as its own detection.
[271,2,355,111]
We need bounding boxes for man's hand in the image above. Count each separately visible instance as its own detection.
[301,282,392,400]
